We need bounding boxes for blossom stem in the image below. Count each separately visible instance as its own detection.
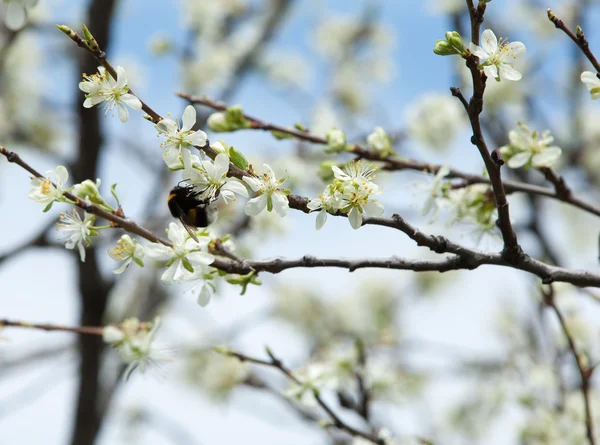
[0,318,103,336]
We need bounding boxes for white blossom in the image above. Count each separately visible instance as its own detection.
[156,105,208,170]
[469,29,526,82]
[243,164,289,217]
[418,166,451,222]
[367,126,392,156]
[406,94,466,150]
[56,210,95,262]
[145,222,215,285]
[499,122,562,169]
[78,66,142,122]
[181,149,247,204]
[28,165,69,210]
[2,0,38,30]
[103,317,172,380]
[108,234,144,274]
[581,71,600,100]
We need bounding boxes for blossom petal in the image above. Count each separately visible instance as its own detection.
[187,130,208,147]
[54,165,69,187]
[469,43,488,60]
[481,29,498,54]
[532,146,562,168]
[507,151,531,168]
[272,193,289,217]
[181,105,197,132]
[144,243,172,261]
[348,207,363,229]
[197,283,212,307]
[242,176,262,192]
[315,210,327,230]
[245,194,267,216]
[121,93,142,111]
[499,64,522,81]
[117,103,130,122]
[5,3,26,30]
[115,66,127,89]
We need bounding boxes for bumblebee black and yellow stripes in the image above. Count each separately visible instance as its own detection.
[168,184,217,241]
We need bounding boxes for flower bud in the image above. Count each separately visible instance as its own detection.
[207,112,230,132]
[433,39,455,56]
[326,128,347,152]
[446,31,466,55]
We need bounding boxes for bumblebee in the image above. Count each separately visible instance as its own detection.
[168,184,218,241]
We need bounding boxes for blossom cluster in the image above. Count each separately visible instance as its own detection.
[308,161,384,230]
[103,317,171,380]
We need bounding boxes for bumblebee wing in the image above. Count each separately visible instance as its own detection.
[170,199,200,242]
[179,215,200,243]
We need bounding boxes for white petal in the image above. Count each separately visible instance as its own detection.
[5,3,26,30]
[481,29,498,54]
[112,258,132,274]
[245,194,267,216]
[214,153,230,178]
[507,151,531,168]
[532,146,562,168]
[197,283,212,307]
[161,260,179,285]
[121,93,142,111]
[242,176,262,192]
[163,147,183,170]
[506,42,526,57]
[187,251,215,268]
[157,119,178,135]
[469,43,487,60]
[364,200,384,217]
[581,71,600,88]
[483,64,499,80]
[222,180,248,198]
[54,165,69,187]
[348,207,363,229]
[272,193,289,217]
[499,64,522,81]
[167,222,187,245]
[115,66,127,89]
[331,166,348,180]
[117,103,129,122]
[315,210,327,230]
[188,130,207,147]
[181,105,197,132]
[144,243,173,260]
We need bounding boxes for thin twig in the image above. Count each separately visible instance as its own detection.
[543,286,596,445]
[548,9,600,73]
[181,93,600,219]
[0,319,103,336]
[223,349,385,445]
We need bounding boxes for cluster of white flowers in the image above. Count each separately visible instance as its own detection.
[499,122,562,169]
[78,66,142,122]
[309,161,384,230]
[103,317,172,380]
[417,167,498,236]
[286,343,414,408]
[186,347,250,400]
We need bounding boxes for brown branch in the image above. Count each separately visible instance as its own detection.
[5,145,600,288]
[548,8,600,73]
[0,319,104,336]
[543,286,596,445]
[224,349,385,445]
[181,93,600,219]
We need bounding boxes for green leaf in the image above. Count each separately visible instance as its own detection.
[43,202,54,213]
[228,146,249,170]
